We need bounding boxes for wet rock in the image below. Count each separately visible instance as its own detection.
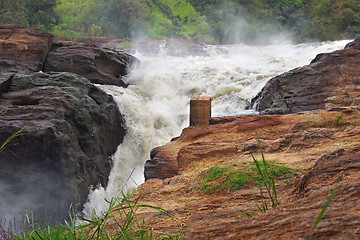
[43,41,136,87]
[0,72,126,223]
[248,38,360,114]
[0,24,138,223]
[345,38,360,49]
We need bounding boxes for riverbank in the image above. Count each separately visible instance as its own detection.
[106,39,360,239]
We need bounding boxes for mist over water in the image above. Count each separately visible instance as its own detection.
[83,40,349,216]
[0,163,74,226]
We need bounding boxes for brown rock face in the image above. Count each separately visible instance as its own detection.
[0,24,54,73]
[248,38,360,114]
[130,108,360,239]
[43,42,136,87]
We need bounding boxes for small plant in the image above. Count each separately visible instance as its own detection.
[198,181,222,194]
[238,210,253,218]
[308,183,338,240]
[198,166,228,194]
[198,160,298,194]
[81,191,176,239]
[0,219,17,240]
[10,210,89,240]
[3,192,181,240]
[117,41,134,49]
[307,113,359,129]
[203,166,227,182]
[242,160,300,183]
[223,170,250,191]
[0,126,26,153]
[251,134,279,212]
[198,165,250,194]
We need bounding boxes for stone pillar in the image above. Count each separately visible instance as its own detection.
[190,96,211,126]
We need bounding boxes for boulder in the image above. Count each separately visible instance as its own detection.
[247,38,360,114]
[0,72,126,223]
[43,41,136,87]
[0,24,54,73]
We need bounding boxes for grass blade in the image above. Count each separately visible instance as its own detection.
[251,133,279,211]
[309,183,338,240]
[239,210,253,218]
[0,126,26,153]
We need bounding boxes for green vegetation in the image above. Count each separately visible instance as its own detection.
[0,0,359,43]
[1,192,184,240]
[198,160,299,194]
[251,135,278,212]
[197,134,300,221]
[198,165,249,194]
[307,113,359,129]
[0,0,57,31]
[309,183,338,240]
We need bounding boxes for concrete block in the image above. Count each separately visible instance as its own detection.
[190,96,211,126]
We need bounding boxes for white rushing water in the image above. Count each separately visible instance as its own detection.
[83,40,350,216]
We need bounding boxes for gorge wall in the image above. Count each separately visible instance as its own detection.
[0,24,133,222]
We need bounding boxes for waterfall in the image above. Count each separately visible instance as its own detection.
[83,40,350,216]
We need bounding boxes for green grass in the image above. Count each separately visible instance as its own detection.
[203,166,227,181]
[197,165,227,194]
[198,133,301,217]
[198,160,299,195]
[223,170,250,191]
[307,113,359,129]
[5,192,184,240]
[251,134,278,212]
[243,160,300,183]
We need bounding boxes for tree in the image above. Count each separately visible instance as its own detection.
[0,0,57,31]
[0,0,28,26]
[25,0,57,31]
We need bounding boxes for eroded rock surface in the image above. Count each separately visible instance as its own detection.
[248,38,360,114]
[127,108,360,239]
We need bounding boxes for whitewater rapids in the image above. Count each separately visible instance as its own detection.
[83,40,350,216]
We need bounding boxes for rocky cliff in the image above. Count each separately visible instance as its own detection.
[247,38,360,114]
[0,24,132,222]
[113,39,360,239]
[43,41,136,87]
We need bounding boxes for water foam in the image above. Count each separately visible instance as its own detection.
[83,40,350,216]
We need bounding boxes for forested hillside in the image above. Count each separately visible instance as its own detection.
[0,0,359,43]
